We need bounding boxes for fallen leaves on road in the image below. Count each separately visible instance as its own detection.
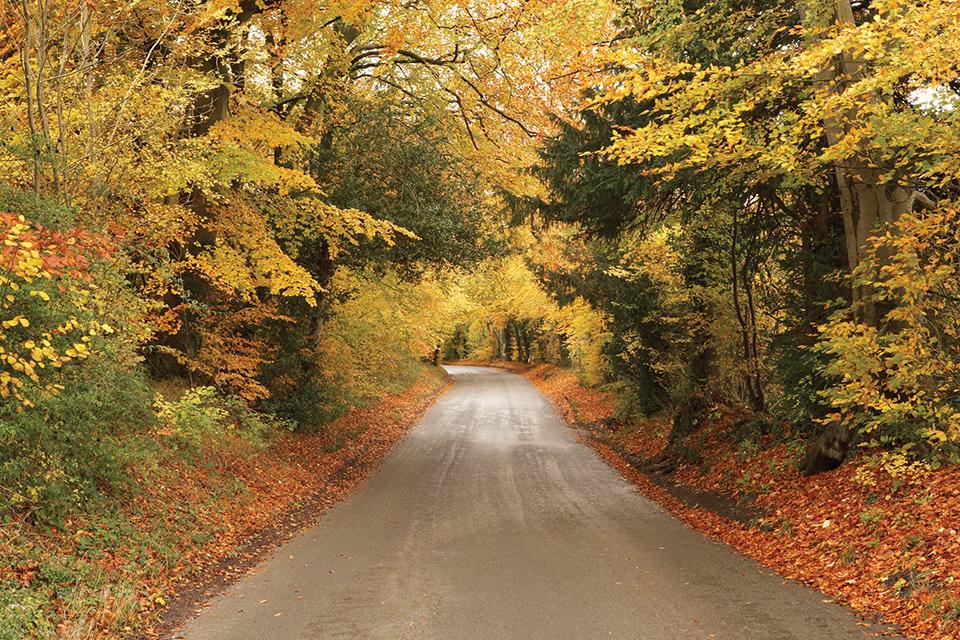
[520,363,960,640]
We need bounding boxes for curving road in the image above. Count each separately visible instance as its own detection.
[173,366,898,640]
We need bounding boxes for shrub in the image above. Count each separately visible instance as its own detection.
[0,587,51,640]
[0,204,161,522]
[220,394,293,445]
[816,205,960,464]
[0,212,118,409]
[154,386,291,454]
[153,386,229,454]
[0,362,154,522]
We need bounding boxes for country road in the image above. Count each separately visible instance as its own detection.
[173,366,899,640]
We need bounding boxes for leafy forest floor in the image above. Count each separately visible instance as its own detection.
[0,367,450,640]
[465,360,960,640]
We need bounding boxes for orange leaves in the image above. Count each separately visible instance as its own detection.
[522,363,615,426]
[0,212,113,281]
[0,213,115,409]
[343,0,616,187]
[165,304,293,402]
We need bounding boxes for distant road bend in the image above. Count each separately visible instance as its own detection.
[175,365,900,640]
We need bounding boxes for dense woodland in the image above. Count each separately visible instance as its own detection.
[452,0,960,476]
[0,0,603,512]
[2,0,960,636]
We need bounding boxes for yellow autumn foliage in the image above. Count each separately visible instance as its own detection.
[316,268,461,402]
[817,205,960,462]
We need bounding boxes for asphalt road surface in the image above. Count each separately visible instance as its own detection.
[174,365,899,640]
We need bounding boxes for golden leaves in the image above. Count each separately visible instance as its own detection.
[190,199,323,306]
[207,108,312,158]
[817,205,960,454]
[0,214,113,408]
[597,0,960,193]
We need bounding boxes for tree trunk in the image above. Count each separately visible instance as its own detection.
[18,0,41,192]
[513,321,528,364]
[798,0,914,473]
[155,0,264,376]
[800,419,853,474]
[491,322,504,359]
[801,0,913,321]
[665,221,722,448]
[731,209,766,412]
[80,1,100,200]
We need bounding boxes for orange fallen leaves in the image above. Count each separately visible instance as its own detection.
[522,363,960,640]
